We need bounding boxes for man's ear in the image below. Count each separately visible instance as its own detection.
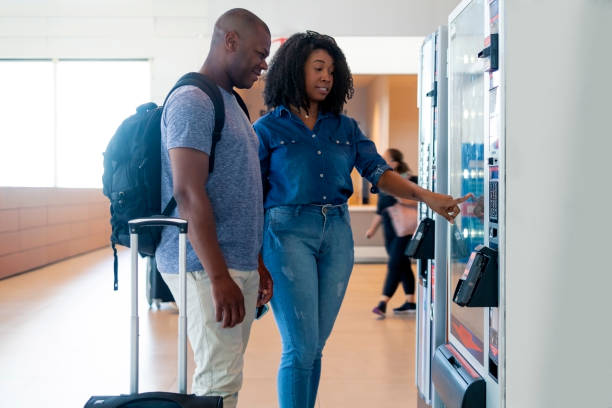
[225,31,239,52]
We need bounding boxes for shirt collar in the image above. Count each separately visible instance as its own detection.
[275,105,291,117]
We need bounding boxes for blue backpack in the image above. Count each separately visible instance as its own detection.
[102,72,249,290]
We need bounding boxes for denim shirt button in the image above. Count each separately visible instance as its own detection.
[317,150,322,155]
[280,140,285,144]
[292,140,296,143]
[323,195,327,200]
[336,140,340,144]
[319,173,324,178]
[312,134,316,138]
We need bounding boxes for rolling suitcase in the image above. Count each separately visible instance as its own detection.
[84,216,222,408]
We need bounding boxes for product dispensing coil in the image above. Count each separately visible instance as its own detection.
[453,245,498,307]
[405,218,435,259]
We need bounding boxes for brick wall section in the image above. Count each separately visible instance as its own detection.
[0,187,111,279]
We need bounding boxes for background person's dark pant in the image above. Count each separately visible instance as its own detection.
[382,234,415,297]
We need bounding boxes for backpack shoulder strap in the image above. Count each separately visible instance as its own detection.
[232,90,251,122]
[160,73,226,217]
[163,72,225,174]
[174,73,225,173]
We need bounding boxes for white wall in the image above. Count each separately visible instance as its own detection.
[207,0,461,37]
[0,0,212,102]
[0,0,458,102]
[503,1,612,407]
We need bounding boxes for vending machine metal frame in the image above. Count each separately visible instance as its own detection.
[415,25,448,408]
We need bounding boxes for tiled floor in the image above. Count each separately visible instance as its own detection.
[0,247,418,408]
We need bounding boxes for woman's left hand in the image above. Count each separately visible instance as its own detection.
[424,192,473,223]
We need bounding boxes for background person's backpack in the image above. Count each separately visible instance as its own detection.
[102,72,250,290]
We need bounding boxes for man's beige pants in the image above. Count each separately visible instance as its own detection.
[162,268,259,408]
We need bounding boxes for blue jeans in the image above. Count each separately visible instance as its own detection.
[262,204,354,408]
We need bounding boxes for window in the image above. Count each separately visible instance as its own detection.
[0,59,150,188]
[0,61,55,187]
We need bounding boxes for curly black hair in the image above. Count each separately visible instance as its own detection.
[263,31,354,115]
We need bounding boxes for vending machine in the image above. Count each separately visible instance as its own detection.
[430,0,500,406]
[431,0,493,406]
[431,1,612,407]
[414,26,448,408]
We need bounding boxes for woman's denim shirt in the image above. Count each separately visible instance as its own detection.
[254,105,391,209]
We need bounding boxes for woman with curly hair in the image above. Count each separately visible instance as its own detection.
[253,31,470,408]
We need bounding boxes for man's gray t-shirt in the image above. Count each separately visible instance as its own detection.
[155,85,263,274]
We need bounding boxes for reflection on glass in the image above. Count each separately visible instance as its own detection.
[448,0,486,364]
[489,307,499,365]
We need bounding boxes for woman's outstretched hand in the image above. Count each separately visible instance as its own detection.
[424,192,474,223]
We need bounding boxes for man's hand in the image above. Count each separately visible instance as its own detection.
[257,256,273,307]
[211,275,245,328]
[424,192,473,223]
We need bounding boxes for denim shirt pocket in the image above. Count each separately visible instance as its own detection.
[269,136,302,150]
[269,136,305,174]
[327,134,354,162]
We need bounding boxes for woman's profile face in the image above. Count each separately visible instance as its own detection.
[303,48,334,104]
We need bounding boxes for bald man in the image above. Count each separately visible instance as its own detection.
[155,8,272,407]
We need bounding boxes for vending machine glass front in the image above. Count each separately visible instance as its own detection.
[448,0,486,365]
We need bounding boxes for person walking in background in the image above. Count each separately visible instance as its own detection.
[254,31,471,408]
[366,148,418,317]
[155,9,273,407]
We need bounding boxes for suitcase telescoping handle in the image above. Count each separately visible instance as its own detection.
[128,217,189,395]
